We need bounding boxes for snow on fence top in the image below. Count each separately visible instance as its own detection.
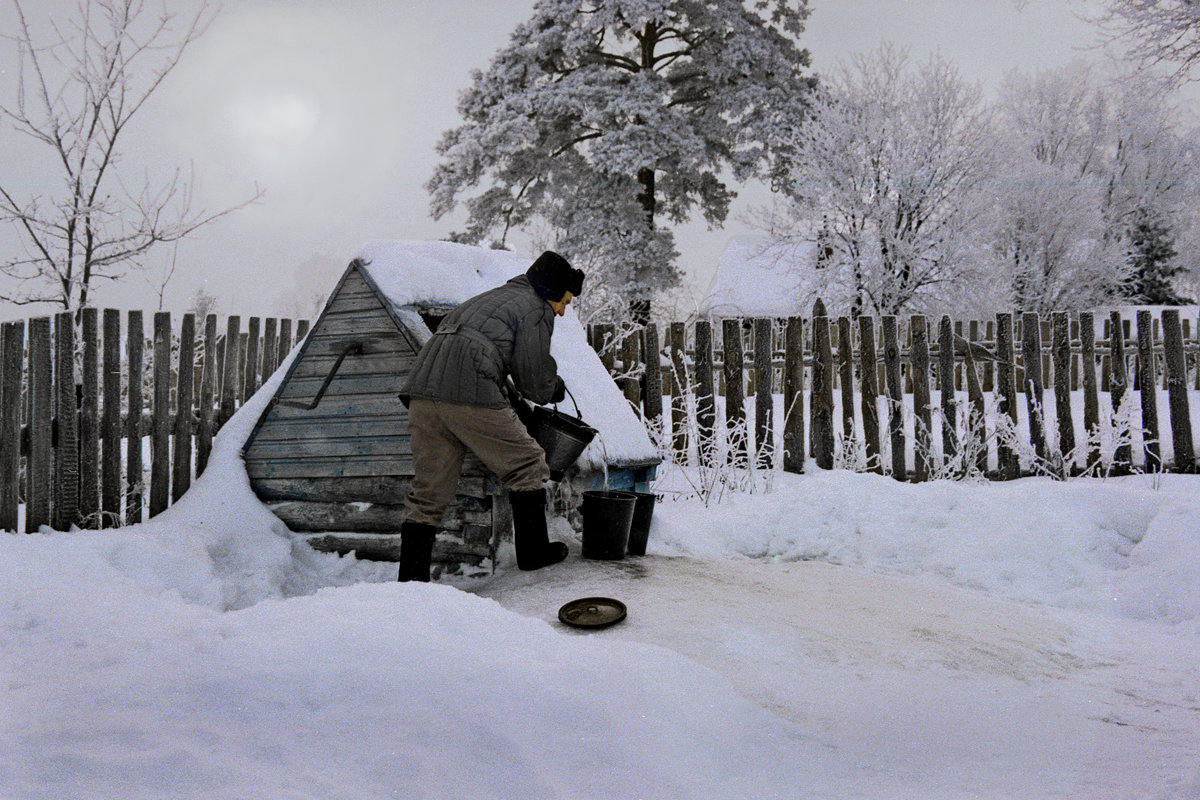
[354,240,659,470]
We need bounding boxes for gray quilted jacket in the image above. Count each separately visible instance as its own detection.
[401,275,560,408]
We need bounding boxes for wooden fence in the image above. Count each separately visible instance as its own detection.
[5,304,1199,534]
[589,307,1200,480]
[0,310,309,533]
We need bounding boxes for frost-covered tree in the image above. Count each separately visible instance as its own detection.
[426,0,814,320]
[990,63,1120,312]
[0,0,261,313]
[1102,70,1199,301]
[763,44,996,317]
[1094,0,1200,82]
[185,286,219,319]
[990,62,1200,311]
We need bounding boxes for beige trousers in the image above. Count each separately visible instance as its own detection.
[404,398,549,526]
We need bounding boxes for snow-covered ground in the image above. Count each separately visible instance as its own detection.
[4,344,1200,800]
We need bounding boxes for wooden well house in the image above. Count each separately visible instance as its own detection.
[241,241,660,575]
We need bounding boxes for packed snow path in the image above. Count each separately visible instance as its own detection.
[478,553,1200,799]
[4,343,1200,798]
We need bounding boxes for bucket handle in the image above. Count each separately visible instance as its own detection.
[556,384,584,421]
[506,376,583,421]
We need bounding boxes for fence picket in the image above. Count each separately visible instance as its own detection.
[1137,310,1162,472]
[278,318,292,367]
[981,321,995,393]
[722,319,746,466]
[1109,311,1132,473]
[910,316,932,482]
[1080,312,1101,473]
[994,314,1018,479]
[80,308,100,527]
[102,309,122,527]
[837,317,855,442]
[197,314,218,476]
[150,312,171,518]
[220,315,240,426]
[961,331,989,475]
[810,311,834,470]
[882,316,905,479]
[262,317,278,383]
[693,320,715,466]
[753,317,773,468]
[1021,313,1048,467]
[127,311,145,524]
[173,314,195,503]
[237,332,248,412]
[27,317,52,532]
[641,322,663,425]
[620,327,640,407]
[1195,315,1200,391]
[1162,309,1194,471]
[669,322,689,459]
[0,322,23,531]
[244,317,261,403]
[1052,312,1075,470]
[857,315,881,474]
[53,313,79,530]
[939,316,957,463]
[783,316,805,474]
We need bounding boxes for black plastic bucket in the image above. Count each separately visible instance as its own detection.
[581,490,637,560]
[626,492,657,556]
[535,409,597,481]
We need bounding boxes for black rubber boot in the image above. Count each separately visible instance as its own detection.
[397,522,436,582]
[509,488,568,571]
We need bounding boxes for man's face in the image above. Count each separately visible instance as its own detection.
[548,290,574,317]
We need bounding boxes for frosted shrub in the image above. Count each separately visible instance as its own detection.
[644,361,779,507]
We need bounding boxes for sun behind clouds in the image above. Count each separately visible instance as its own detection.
[228,87,322,151]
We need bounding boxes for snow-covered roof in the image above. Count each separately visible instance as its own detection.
[698,234,820,318]
[353,240,659,470]
[356,240,531,307]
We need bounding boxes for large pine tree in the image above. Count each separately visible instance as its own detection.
[426,0,814,320]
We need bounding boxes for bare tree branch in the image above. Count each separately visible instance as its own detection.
[0,0,258,311]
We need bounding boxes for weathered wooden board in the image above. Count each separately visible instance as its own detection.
[286,352,412,379]
[275,373,406,399]
[252,475,492,503]
[249,415,409,442]
[263,395,405,420]
[244,452,490,480]
[245,454,415,479]
[300,325,406,350]
[245,435,413,460]
[305,315,402,340]
[270,499,493,532]
[321,293,389,315]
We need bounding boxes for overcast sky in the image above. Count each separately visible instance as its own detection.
[0,0,1152,320]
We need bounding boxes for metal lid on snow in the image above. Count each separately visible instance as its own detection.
[558,597,627,629]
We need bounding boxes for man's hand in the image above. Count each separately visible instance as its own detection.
[551,377,566,404]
